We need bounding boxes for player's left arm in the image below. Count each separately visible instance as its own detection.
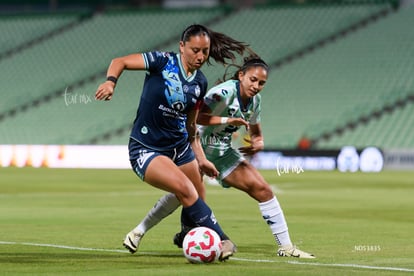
[238,123,264,156]
[197,103,249,128]
[187,106,219,178]
[249,123,265,150]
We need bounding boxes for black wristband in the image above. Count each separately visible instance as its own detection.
[106,76,118,84]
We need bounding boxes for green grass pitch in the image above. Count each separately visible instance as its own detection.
[1,167,413,275]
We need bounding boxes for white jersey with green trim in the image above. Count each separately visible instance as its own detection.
[199,79,261,156]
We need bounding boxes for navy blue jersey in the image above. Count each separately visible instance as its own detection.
[130,51,208,150]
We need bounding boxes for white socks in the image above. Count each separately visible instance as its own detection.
[259,196,292,247]
[134,193,180,234]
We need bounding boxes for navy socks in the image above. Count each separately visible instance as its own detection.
[182,197,228,240]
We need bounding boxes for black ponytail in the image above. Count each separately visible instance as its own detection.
[180,24,256,65]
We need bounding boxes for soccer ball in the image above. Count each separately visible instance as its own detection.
[182,226,222,264]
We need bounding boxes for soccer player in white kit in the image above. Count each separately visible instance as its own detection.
[196,56,314,258]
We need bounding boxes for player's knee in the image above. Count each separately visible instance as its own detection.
[174,181,198,207]
[252,183,273,202]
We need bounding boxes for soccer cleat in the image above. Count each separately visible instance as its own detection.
[173,231,185,248]
[173,224,195,249]
[277,245,315,259]
[219,239,237,261]
[123,231,144,254]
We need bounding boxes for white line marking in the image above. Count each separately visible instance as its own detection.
[0,241,127,254]
[0,191,149,199]
[287,260,414,273]
[269,184,284,194]
[1,241,413,272]
[230,257,414,272]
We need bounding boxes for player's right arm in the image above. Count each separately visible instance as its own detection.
[95,53,145,101]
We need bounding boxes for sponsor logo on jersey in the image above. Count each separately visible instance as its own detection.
[172,101,185,111]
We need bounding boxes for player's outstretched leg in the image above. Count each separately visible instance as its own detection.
[123,193,180,253]
[260,196,315,259]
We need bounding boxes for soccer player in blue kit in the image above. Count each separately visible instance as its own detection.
[95,24,252,261]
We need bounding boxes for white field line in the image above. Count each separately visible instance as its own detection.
[269,184,284,194]
[0,191,150,198]
[231,257,414,273]
[1,241,413,273]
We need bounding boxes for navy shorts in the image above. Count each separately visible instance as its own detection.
[129,138,195,180]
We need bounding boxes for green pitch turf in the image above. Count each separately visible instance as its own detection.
[1,167,413,275]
